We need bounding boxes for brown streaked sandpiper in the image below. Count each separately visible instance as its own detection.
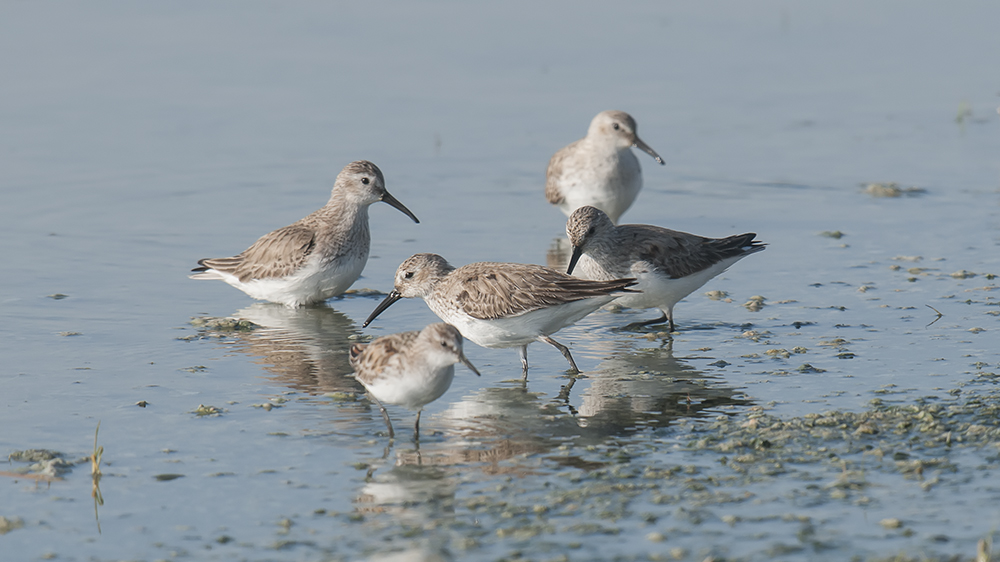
[190,160,419,306]
[350,323,480,440]
[362,253,637,378]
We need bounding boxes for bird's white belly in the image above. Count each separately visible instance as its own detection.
[631,257,745,308]
[576,254,743,311]
[429,297,615,349]
[231,252,368,307]
[360,366,455,411]
[558,150,641,223]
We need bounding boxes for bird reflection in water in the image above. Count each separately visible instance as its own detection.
[197,303,750,525]
[573,339,750,432]
[194,302,377,432]
[355,463,455,517]
[220,302,364,395]
[362,338,748,477]
[351,338,750,558]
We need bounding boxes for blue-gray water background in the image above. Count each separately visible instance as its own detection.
[2,2,999,560]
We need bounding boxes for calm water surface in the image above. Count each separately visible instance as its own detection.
[2,2,999,561]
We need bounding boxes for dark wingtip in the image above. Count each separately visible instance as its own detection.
[744,233,767,252]
[620,278,641,293]
[191,258,211,273]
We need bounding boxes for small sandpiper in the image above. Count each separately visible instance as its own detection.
[190,161,419,306]
[350,323,480,440]
[566,206,765,332]
[362,253,637,378]
[545,110,664,224]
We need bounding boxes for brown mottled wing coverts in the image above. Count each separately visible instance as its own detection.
[196,224,317,282]
[623,226,761,279]
[445,263,635,321]
[349,330,421,385]
[544,141,580,205]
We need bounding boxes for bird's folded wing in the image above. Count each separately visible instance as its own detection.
[201,224,317,282]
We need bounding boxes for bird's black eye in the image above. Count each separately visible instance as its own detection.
[440,341,447,348]
[404,271,414,279]
[587,227,595,236]
[612,123,620,131]
[361,177,370,185]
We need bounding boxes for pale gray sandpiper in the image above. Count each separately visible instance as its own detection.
[565,206,765,332]
[350,323,480,439]
[545,110,664,225]
[190,161,419,307]
[362,253,638,378]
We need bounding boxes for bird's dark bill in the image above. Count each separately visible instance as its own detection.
[381,192,420,223]
[633,137,664,165]
[362,290,403,328]
[566,246,584,275]
[459,354,481,377]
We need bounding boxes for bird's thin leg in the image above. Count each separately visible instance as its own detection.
[519,345,529,381]
[414,410,421,441]
[537,335,579,373]
[368,393,394,439]
[667,306,677,333]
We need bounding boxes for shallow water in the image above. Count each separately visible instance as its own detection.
[2,1,1000,561]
